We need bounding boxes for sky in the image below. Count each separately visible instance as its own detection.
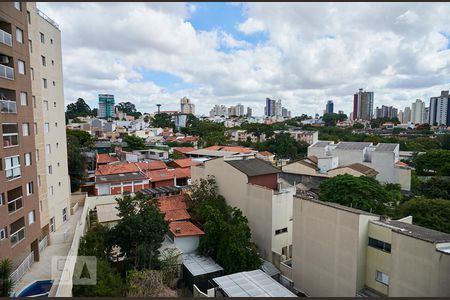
[38,2,450,117]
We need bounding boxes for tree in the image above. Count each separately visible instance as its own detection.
[126,269,176,297]
[257,133,308,160]
[67,133,87,192]
[395,197,450,234]
[123,134,146,151]
[150,113,173,128]
[0,259,14,297]
[319,174,401,214]
[116,102,142,118]
[439,134,450,150]
[91,108,98,117]
[417,177,450,200]
[109,193,168,270]
[78,223,111,260]
[66,98,92,120]
[67,129,94,149]
[413,150,450,176]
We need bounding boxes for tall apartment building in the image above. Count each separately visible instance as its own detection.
[180,96,195,115]
[353,88,374,120]
[411,99,425,124]
[403,106,411,123]
[28,2,70,235]
[246,107,252,118]
[0,1,42,270]
[227,105,236,117]
[235,103,244,117]
[429,90,450,126]
[209,104,227,117]
[423,106,430,124]
[398,110,403,123]
[325,100,334,114]
[264,97,276,117]
[98,94,114,119]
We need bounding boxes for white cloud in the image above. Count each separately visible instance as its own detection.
[237,17,265,35]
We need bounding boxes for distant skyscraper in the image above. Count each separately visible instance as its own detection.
[265,98,276,117]
[423,107,430,124]
[235,104,245,117]
[353,88,374,120]
[375,105,397,119]
[398,110,404,123]
[403,106,411,123]
[180,96,195,115]
[247,107,252,118]
[411,99,425,124]
[325,100,334,114]
[429,91,450,126]
[228,106,237,117]
[275,99,282,117]
[98,94,115,119]
[209,105,227,117]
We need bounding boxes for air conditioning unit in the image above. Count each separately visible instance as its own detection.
[175,227,181,233]
[0,55,9,64]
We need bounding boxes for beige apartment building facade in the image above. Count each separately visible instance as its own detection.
[291,196,450,297]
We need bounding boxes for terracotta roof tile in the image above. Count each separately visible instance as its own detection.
[96,163,140,176]
[173,147,196,154]
[258,151,273,157]
[159,194,186,212]
[169,221,204,237]
[145,169,175,182]
[96,153,120,164]
[203,146,254,153]
[136,161,167,171]
[163,209,191,222]
[173,167,191,178]
[171,158,199,168]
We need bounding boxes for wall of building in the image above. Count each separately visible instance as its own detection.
[174,235,200,254]
[248,173,278,190]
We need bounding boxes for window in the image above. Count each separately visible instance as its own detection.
[49,185,53,195]
[56,142,59,148]
[24,153,31,166]
[5,155,21,180]
[62,207,68,222]
[50,38,53,44]
[51,60,54,66]
[58,182,61,186]
[53,101,56,107]
[52,81,55,86]
[55,122,58,127]
[0,193,4,206]
[48,165,52,174]
[2,123,19,147]
[375,271,389,285]
[42,78,47,88]
[44,100,49,111]
[18,60,25,74]
[7,187,23,213]
[41,55,46,66]
[40,32,45,43]
[20,92,27,106]
[50,217,55,232]
[0,228,5,240]
[28,210,36,225]
[26,182,33,196]
[44,122,49,133]
[10,217,25,245]
[46,144,51,154]
[275,227,288,235]
[28,39,32,52]
[368,237,391,253]
[15,27,23,43]
[36,149,39,161]
[32,96,36,108]
[14,2,21,11]
[30,67,34,80]
[37,175,40,187]
[57,162,60,167]
[22,123,29,136]
[27,11,31,24]
[34,122,37,135]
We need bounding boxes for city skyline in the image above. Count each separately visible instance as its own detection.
[38,2,450,116]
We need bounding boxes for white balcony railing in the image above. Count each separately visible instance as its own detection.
[10,251,34,283]
[0,29,12,46]
[0,64,14,80]
[0,99,17,113]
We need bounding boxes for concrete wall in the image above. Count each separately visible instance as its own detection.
[174,235,200,254]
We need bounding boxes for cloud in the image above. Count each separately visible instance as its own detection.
[237,17,265,35]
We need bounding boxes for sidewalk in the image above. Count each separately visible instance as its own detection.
[13,207,83,294]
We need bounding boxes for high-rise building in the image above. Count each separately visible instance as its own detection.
[228,106,236,117]
[28,3,70,242]
[429,91,450,126]
[403,106,411,123]
[423,107,430,124]
[325,100,334,114]
[375,105,397,119]
[264,97,276,117]
[275,99,282,117]
[398,110,404,123]
[98,94,115,119]
[235,103,244,117]
[180,96,195,115]
[411,99,425,124]
[353,88,374,120]
[246,107,252,118]
[209,104,227,117]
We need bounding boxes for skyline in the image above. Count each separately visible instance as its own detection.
[39,2,450,116]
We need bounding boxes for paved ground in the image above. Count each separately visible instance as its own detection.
[13,207,83,295]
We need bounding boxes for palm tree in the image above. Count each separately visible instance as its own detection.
[0,259,14,296]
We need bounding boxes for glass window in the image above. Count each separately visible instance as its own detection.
[32,96,36,108]
[34,122,37,135]
[40,32,45,43]
[30,67,34,80]
[28,210,36,225]
[5,155,21,180]
[16,28,23,43]
[41,55,46,66]
[44,100,49,111]
[20,92,27,106]
[42,78,47,88]
[0,228,5,240]
[375,271,389,285]
[27,11,31,24]
[22,123,29,136]
[18,60,25,74]
[2,123,19,148]
[14,2,21,11]
[48,165,52,174]
[46,144,51,154]
[24,153,31,166]
[63,207,67,222]
[26,182,33,195]
[44,122,49,133]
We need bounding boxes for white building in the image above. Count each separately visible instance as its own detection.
[411,99,425,124]
[429,91,450,126]
[180,96,195,115]
[209,105,227,117]
[308,141,411,191]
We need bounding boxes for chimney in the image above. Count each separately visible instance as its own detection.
[175,227,181,233]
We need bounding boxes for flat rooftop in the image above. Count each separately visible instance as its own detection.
[310,141,333,148]
[95,172,146,183]
[335,142,372,150]
[187,149,238,157]
[96,203,120,223]
[226,158,281,177]
[213,269,297,297]
[374,143,398,152]
[182,253,223,277]
[140,185,184,196]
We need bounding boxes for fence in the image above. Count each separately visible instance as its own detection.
[10,251,34,283]
[39,236,49,253]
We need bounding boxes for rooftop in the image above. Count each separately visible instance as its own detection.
[182,253,224,277]
[187,149,238,157]
[257,151,274,157]
[135,160,167,171]
[96,163,140,176]
[169,221,204,237]
[296,196,377,216]
[140,186,184,196]
[173,147,196,154]
[310,141,333,148]
[374,143,398,152]
[95,172,147,183]
[203,145,255,153]
[333,163,379,177]
[213,269,297,297]
[226,158,281,177]
[170,158,199,168]
[373,219,450,243]
[145,169,175,182]
[159,194,187,212]
[335,142,372,150]
[96,203,120,223]
[163,209,191,222]
[96,153,119,164]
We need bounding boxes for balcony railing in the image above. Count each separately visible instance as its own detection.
[10,226,25,246]
[8,196,23,213]
[0,64,14,80]
[0,99,17,113]
[10,251,34,284]
[0,29,12,47]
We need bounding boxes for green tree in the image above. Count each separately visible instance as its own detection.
[78,223,111,260]
[150,113,174,128]
[66,98,92,120]
[319,174,401,214]
[257,133,308,160]
[418,177,450,200]
[67,129,94,149]
[123,134,146,151]
[67,133,87,192]
[395,197,450,234]
[439,134,450,150]
[0,259,14,297]
[109,193,168,270]
[413,150,450,176]
[116,101,142,118]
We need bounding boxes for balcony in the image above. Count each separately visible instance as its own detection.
[0,29,12,47]
[0,63,14,80]
[11,227,25,246]
[0,99,16,113]
[3,123,19,147]
[8,196,23,213]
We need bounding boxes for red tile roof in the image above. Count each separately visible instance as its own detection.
[173,167,191,179]
[171,158,199,168]
[163,209,191,222]
[159,194,187,212]
[179,136,198,142]
[145,169,175,182]
[203,146,254,153]
[135,161,167,171]
[258,151,274,157]
[173,147,196,154]
[169,221,204,237]
[96,153,120,164]
[165,136,178,141]
[96,163,140,176]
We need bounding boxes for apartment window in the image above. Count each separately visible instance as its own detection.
[44,100,49,111]
[28,210,36,225]
[50,38,53,44]
[34,122,37,135]
[42,78,47,88]
[51,60,54,66]
[32,96,36,108]
[49,185,54,195]
[26,182,33,196]
[37,175,41,187]
[2,123,19,147]
[7,187,23,213]
[375,271,389,285]
[27,11,31,24]
[0,228,5,240]
[0,193,4,206]
[275,227,288,235]
[58,181,61,187]
[20,92,27,106]
[62,207,68,222]
[41,55,46,66]
[14,2,21,11]
[46,144,51,154]
[15,27,23,44]
[28,39,32,53]
[48,165,52,174]
[36,149,39,161]
[53,101,56,107]
[22,123,29,136]
[24,153,31,166]
[30,67,34,80]
[40,32,45,43]
[57,162,60,167]
[44,122,49,133]
[10,217,25,246]
[52,81,55,86]
[55,122,58,127]
[18,60,25,74]
[50,217,55,232]
[368,237,391,253]
[5,155,21,180]
[56,142,59,148]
